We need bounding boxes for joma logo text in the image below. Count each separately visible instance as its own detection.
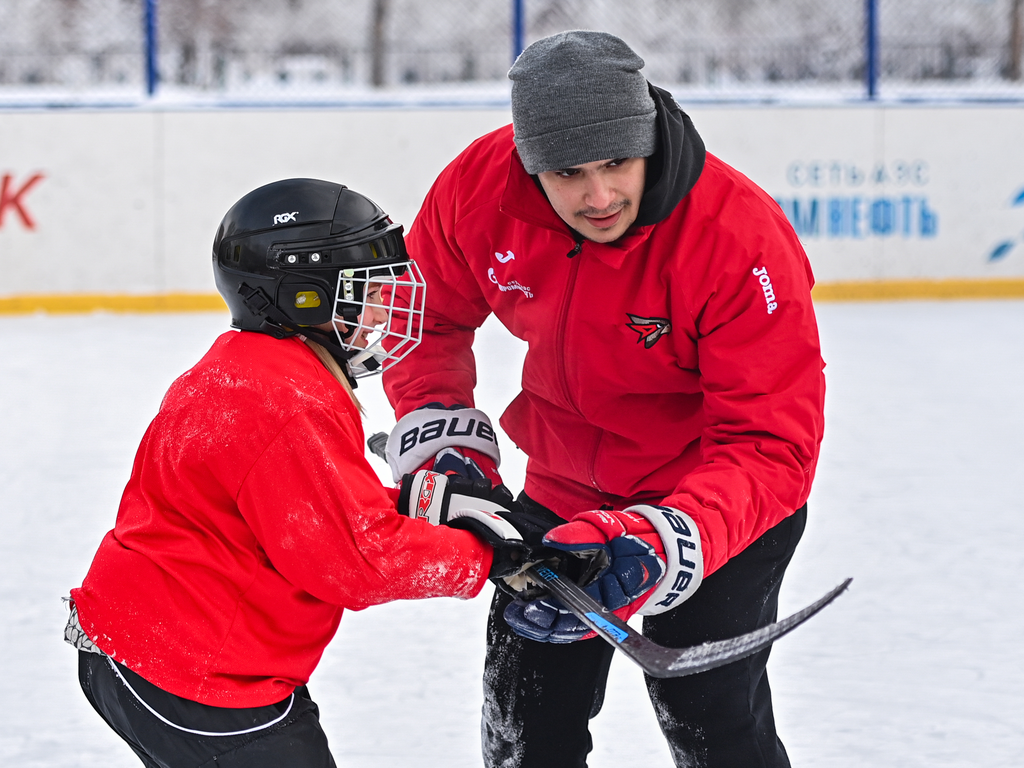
[752,267,779,314]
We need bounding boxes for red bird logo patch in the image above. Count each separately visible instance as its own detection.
[626,314,672,349]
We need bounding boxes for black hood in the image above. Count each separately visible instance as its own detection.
[633,85,706,227]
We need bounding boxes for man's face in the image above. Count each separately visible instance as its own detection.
[536,157,646,243]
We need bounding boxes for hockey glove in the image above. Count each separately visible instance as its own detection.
[399,470,538,580]
[386,403,503,485]
[503,505,704,643]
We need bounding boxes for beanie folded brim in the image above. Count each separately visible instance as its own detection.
[515,110,657,175]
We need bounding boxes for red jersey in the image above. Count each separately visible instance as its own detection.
[72,331,491,708]
[383,125,825,577]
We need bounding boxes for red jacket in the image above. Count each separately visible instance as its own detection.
[383,125,825,577]
[72,331,491,708]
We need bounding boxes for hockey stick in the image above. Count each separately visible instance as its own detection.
[526,564,851,678]
[366,432,851,678]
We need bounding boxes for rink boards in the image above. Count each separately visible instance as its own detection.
[1,102,1023,311]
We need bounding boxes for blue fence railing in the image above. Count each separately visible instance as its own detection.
[866,0,880,100]
[1,0,1022,106]
[144,0,158,98]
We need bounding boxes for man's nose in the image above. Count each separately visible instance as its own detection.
[583,175,616,211]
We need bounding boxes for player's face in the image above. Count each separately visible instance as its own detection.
[537,157,646,243]
[349,282,388,349]
[317,282,389,348]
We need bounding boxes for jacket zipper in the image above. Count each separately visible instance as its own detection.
[555,241,582,416]
[553,239,604,492]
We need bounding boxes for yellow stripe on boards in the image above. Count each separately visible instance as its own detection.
[812,279,1024,302]
[2,280,1024,315]
[0,293,228,315]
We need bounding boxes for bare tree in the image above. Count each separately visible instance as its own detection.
[163,0,233,88]
[370,0,390,88]
[1010,0,1023,81]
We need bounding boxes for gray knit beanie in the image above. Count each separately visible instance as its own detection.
[509,30,657,175]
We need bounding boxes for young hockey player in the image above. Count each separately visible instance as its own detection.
[381,31,826,768]
[65,178,530,768]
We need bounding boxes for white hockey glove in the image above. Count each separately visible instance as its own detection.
[386,404,502,485]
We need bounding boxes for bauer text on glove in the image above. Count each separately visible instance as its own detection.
[386,403,501,484]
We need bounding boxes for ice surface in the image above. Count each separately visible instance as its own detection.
[1,301,1022,767]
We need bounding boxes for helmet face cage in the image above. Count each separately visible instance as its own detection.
[331,259,426,378]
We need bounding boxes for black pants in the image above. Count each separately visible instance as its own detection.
[78,651,337,768]
[482,501,807,768]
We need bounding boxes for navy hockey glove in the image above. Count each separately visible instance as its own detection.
[504,505,704,643]
[386,404,502,485]
[399,470,539,579]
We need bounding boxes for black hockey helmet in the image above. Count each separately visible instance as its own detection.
[213,178,425,377]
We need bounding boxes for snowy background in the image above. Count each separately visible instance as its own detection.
[1,300,1022,767]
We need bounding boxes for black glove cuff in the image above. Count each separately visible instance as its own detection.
[397,473,416,517]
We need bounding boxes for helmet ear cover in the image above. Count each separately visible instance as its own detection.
[275,277,335,327]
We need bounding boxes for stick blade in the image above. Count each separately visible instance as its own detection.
[639,578,853,678]
[526,565,851,679]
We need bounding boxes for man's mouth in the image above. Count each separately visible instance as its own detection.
[585,207,622,228]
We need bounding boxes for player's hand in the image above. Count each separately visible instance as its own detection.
[399,470,542,579]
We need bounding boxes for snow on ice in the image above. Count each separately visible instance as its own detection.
[1,300,1022,766]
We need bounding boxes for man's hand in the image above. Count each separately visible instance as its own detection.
[503,505,704,643]
[386,404,503,485]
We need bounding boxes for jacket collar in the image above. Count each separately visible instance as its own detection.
[632,86,706,227]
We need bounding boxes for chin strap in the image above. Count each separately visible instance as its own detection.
[346,343,384,374]
[299,327,361,390]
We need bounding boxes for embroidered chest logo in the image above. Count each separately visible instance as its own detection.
[488,267,534,298]
[626,314,672,348]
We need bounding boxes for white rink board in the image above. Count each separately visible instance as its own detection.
[0,108,512,296]
[692,105,1024,283]
[1,103,1023,297]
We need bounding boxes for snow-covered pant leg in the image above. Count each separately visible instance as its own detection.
[481,586,615,768]
[642,504,807,768]
[78,651,337,768]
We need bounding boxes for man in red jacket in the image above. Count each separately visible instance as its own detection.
[382,30,825,768]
